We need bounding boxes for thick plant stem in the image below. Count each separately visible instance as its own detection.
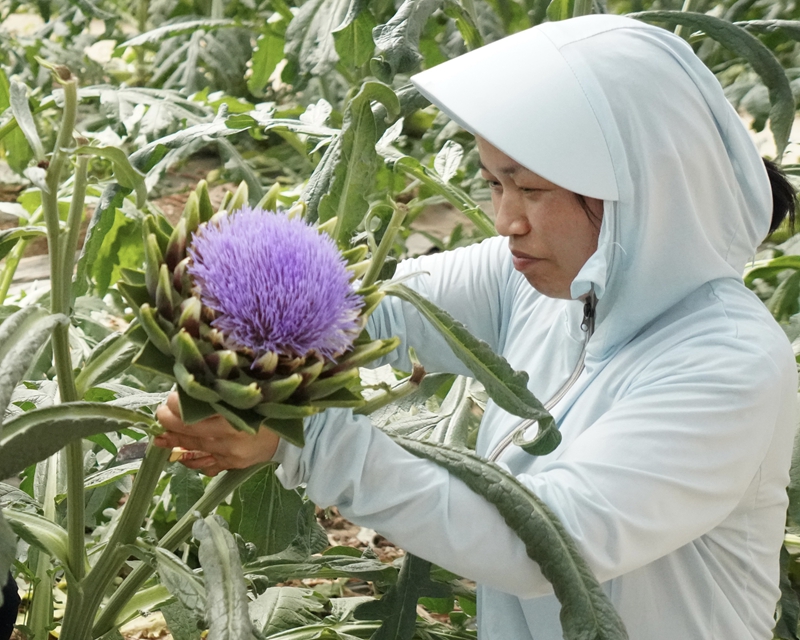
[93,463,268,636]
[361,204,406,289]
[62,155,89,307]
[61,442,171,640]
[354,364,426,416]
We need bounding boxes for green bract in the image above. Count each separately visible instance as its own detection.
[119,181,398,446]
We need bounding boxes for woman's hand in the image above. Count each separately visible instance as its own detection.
[154,391,281,476]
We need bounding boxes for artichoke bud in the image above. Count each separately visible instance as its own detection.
[346,259,371,279]
[145,215,171,255]
[156,263,178,321]
[297,357,324,387]
[177,296,202,337]
[139,303,172,355]
[316,217,338,237]
[196,180,214,223]
[171,328,209,377]
[144,233,164,299]
[340,245,369,265]
[254,402,319,420]
[174,362,221,403]
[331,337,401,373]
[360,290,386,318]
[173,257,193,296]
[217,191,233,215]
[165,218,189,272]
[226,182,249,215]
[258,373,303,403]
[204,349,239,379]
[213,378,262,410]
[182,191,201,236]
[303,368,360,401]
[252,350,279,377]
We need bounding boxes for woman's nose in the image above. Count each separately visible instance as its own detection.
[493,193,529,237]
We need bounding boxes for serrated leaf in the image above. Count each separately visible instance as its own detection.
[9,81,44,162]
[155,547,207,617]
[284,0,351,80]
[354,553,450,640]
[0,307,68,423]
[74,145,147,208]
[383,283,558,453]
[318,82,400,245]
[250,586,325,636]
[0,403,156,479]
[391,437,628,640]
[121,19,237,47]
[333,0,377,69]
[194,515,256,640]
[372,0,443,80]
[230,466,304,556]
[433,140,463,183]
[0,226,46,262]
[739,19,800,41]
[629,11,794,158]
[244,551,397,584]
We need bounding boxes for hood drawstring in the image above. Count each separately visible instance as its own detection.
[487,291,596,462]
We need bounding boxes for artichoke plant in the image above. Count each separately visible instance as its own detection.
[118,181,398,446]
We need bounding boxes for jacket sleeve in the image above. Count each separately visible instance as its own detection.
[275,333,795,599]
[366,235,515,374]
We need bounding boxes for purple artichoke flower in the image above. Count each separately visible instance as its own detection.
[187,207,363,361]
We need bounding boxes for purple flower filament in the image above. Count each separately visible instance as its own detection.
[187,207,363,361]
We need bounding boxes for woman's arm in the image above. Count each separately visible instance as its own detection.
[367,235,516,373]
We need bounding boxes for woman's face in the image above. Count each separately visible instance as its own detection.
[477,137,602,300]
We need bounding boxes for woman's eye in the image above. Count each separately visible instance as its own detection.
[485,180,502,191]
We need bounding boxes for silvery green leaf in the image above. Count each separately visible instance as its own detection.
[23,167,48,192]
[0,403,155,479]
[3,508,73,578]
[121,19,236,47]
[249,586,324,636]
[376,117,405,152]
[434,140,464,183]
[0,307,68,425]
[83,461,141,492]
[284,0,351,79]
[155,547,207,617]
[10,81,45,162]
[372,0,443,79]
[299,99,333,127]
[194,515,256,640]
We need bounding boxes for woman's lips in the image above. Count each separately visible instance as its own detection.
[511,250,541,271]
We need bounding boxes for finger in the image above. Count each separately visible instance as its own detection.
[166,391,181,416]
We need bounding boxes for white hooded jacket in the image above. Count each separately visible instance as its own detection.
[276,15,798,639]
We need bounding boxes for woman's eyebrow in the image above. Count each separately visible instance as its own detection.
[478,161,519,176]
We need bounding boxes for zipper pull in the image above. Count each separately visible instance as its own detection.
[581,293,596,332]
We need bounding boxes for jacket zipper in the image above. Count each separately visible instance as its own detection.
[486,293,596,463]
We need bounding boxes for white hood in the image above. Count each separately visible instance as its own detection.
[411,15,771,360]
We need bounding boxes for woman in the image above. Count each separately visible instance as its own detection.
[156,15,798,639]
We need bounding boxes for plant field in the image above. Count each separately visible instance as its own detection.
[3,0,800,638]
